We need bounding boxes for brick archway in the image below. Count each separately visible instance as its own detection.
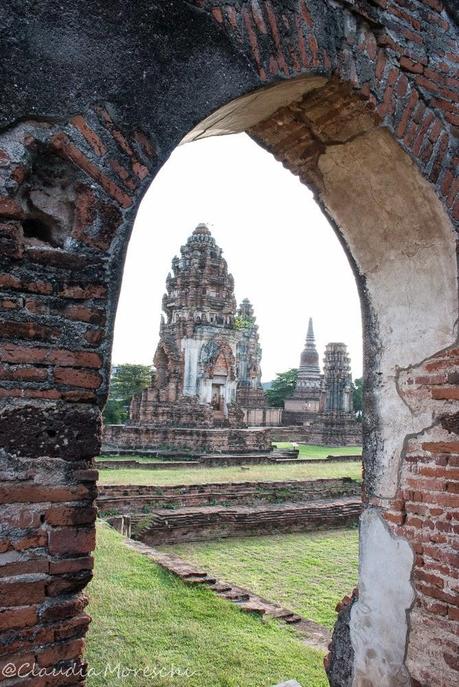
[0,2,457,686]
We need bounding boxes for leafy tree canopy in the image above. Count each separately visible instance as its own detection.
[265,368,298,407]
[103,364,152,425]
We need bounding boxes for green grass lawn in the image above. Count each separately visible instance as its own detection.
[274,443,362,459]
[86,523,329,687]
[164,529,358,629]
[97,460,362,486]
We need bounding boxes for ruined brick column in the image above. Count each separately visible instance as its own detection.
[0,113,156,684]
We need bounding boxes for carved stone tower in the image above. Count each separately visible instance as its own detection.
[322,342,354,413]
[130,223,243,427]
[316,342,361,445]
[236,298,266,408]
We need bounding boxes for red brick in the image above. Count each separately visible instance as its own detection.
[61,389,97,402]
[45,505,97,526]
[396,90,418,138]
[0,365,48,382]
[59,284,106,299]
[0,579,46,606]
[84,327,104,345]
[400,56,423,73]
[46,573,92,597]
[432,386,459,400]
[0,653,36,680]
[108,158,136,190]
[0,606,38,631]
[0,222,24,258]
[132,160,149,180]
[0,483,94,504]
[49,557,94,575]
[0,344,102,368]
[54,367,102,390]
[63,304,106,325]
[40,594,88,622]
[1,320,59,342]
[70,115,107,156]
[0,198,25,219]
[242,7,266,81]
[95,107,135,157]
[0,388,61,400]
[48,527,96,555]
[384,511,405,525]
[211,6,223,23]
[0,296,22,310]
[133,130,155,159]
[73,469,98,482]
[37,638,84,668]
[415,569,445,588]
[12,531,48,551]
[0,558,49,577]
[51,133,132,208]
[53,613,91,642]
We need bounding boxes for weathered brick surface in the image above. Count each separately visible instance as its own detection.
[0,1,457,684]
[372,346,459,686]
[98,477,361,513]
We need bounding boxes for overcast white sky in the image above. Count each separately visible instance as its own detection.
[112,133,363,382]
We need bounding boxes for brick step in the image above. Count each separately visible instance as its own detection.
[124,538,331,652]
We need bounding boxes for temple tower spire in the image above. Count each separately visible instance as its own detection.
[283,317,322,422]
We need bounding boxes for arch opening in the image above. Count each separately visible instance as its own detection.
[0,15,457,683]
[97,75,457,687]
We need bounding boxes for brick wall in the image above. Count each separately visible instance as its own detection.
[0,115,156,685]
[102,424,272,453]
[0,1,457,684]
[374,345,459,686]
[97,477,361,513]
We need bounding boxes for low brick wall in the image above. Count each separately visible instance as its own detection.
[133,498,361,545]
[103,424,272,453]
[271,427,311,442]
[98,477,361,513]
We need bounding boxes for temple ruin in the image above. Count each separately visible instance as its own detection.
[1,2,457,684]
[283,319,361,445]
[105,227,359,451]
[104,223,273,452]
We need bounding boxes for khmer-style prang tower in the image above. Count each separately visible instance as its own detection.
[236,298,265,407]
[131,223,242,427]
[105,224,273,453]
[314,342,361,445]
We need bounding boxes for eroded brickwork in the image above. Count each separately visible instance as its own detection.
[373,345,459,686]
[0,1,457,684]
[0,113,156,684]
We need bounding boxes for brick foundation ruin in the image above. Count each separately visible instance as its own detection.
[103,424,272,453]
[98,477,361,513]
[0,2,458,685]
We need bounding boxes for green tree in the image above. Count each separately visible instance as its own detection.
[103,364,152,425]
[265,368,298,407]
[352,377,363,420]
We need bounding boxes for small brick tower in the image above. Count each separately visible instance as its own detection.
[315,342,361,445]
